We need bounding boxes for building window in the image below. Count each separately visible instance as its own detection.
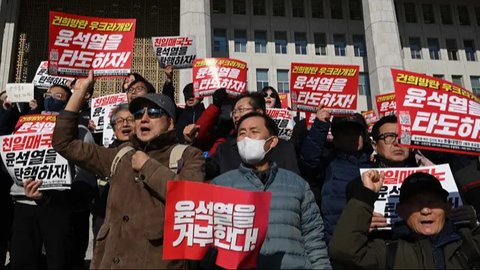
[277,70,289,93]
[213,29,227,52]
[427,38,440,60]
[409,37,422,59]
[452,75,463,87]
[475,7,480,26]
[404,2,417,23]
[311,0,324,18]
[253,0,266,15]
[212,0,226,14]
[256,69,269,90]
[233,0,246,15]
[422,4,435,24]
[330,0,343,19]
[440,5,453,25]
[272,0,285,16]
[314,33,327,56]
[294,32,307,55]
[274,31,288,54]
[334,34,346,56]
[234,29,247,52]
[458,5,470,25]
[464,40,477,61]
[359,73,370,96]
[471,76,480,95]
[349,0,363,20]
[292,0,305,17]
[433,74,444,79]
[446,39,459,61]
[254,31,267,53]
[353,34,366,57]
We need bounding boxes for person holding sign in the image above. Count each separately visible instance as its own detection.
[329,170,480,269]
[51,71,205,269]
[212,112,331,269]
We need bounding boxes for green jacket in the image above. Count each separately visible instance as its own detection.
[328,184,480,269]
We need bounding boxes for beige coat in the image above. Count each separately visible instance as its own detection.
[53,111,205,269]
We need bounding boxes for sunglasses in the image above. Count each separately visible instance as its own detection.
[133,107,165,120]
[262,92,275,98]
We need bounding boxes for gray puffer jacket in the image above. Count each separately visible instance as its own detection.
[212,162,331,269]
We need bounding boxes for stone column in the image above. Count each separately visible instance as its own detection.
[362,0,404,107]
[0,0,20,90]
[178,0,211,104]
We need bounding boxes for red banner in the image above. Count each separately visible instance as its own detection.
[290,63,359,114]
[375,92,396,118]
[192,58,247,98]
[163,181,271,269]
[278,93,289,109]
[392,69,480,156]
[361,110,378,133]
[48,11,136,77]
[14,115,57,134]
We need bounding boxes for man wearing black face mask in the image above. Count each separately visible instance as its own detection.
[43,84,71,113]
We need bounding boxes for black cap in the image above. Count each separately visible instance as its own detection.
[331,113,367,136]
[129,93,176,121]
[399,172,449,204]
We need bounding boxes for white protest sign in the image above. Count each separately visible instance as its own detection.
[32,61,73,89]
[91,93,127,133]
[102,106,116,147]
[266,108,295,140]
[6,83,34,103]
[360,164,462,226]
[152,36,197,69]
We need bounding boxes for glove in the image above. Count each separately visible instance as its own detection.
[450,205,479,229]
[212,88,228,108]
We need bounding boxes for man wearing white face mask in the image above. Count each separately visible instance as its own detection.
[212,112,331,269]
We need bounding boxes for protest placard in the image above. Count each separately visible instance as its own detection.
[152,36,196,69]
[48,11,135,77]
[392,69,480,156]
[278,93,290,109]
[375,92,396,118]
[266,108,295,140]
[192,58,247,97]
[32,61,74,89]
[290,63,359,114]
[90,93,127,133]
[1,114,72,190]
[163,181,271,269]
[360,164,462,225]
[102,106,116,147]
[361,110,378,133]
[6,83,34,103]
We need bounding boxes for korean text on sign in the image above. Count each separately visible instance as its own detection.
[192,58,247,98]
[266,108,296,140]
[360,164,462,226]
[290,63,359,114]
[392,69,480,156]
[375,92,396,118]
[90,93,128,133]
[48,11,136,77]
[152,36,196,69]
[164,181,271,269]
[32,61,73,89]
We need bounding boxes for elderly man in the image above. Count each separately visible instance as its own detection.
[51,71,205,269]
[212,112,331,269]
[329,170,480,269]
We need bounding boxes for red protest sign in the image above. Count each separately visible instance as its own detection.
[14,115,57,134]
[375,92,396,118]
[48,11,136,77]
[192,58,247,97]
[290,63,359,114]
[278,93,289,109]
[392,69,480,156]
[163,181,271,269]
[361,110,378,133]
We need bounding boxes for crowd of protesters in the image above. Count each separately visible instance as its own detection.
[1,65,480,270]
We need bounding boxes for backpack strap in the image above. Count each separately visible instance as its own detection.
[169,144,188,174]
[110,146,135,178]
[385,241,398,270]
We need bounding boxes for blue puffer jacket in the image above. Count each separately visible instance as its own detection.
[300,118,372,243]
[212,162,331,269]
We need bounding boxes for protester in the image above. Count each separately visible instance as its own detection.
[121,72,143,93]
[300,108,372,242]
[124,74,156,103]
[260,86,282,109]
[51,71,205,269]
[92,103,135,239]
[329,170,480,269]
[212,112,331,269]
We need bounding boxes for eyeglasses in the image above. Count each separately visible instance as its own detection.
[114,117,135,126]
[230,107,254,117]
[126,86,147,94]
[133,107,165,120]
[262,92,275,98]
[377,132,399,145]
[43,92,64,100]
